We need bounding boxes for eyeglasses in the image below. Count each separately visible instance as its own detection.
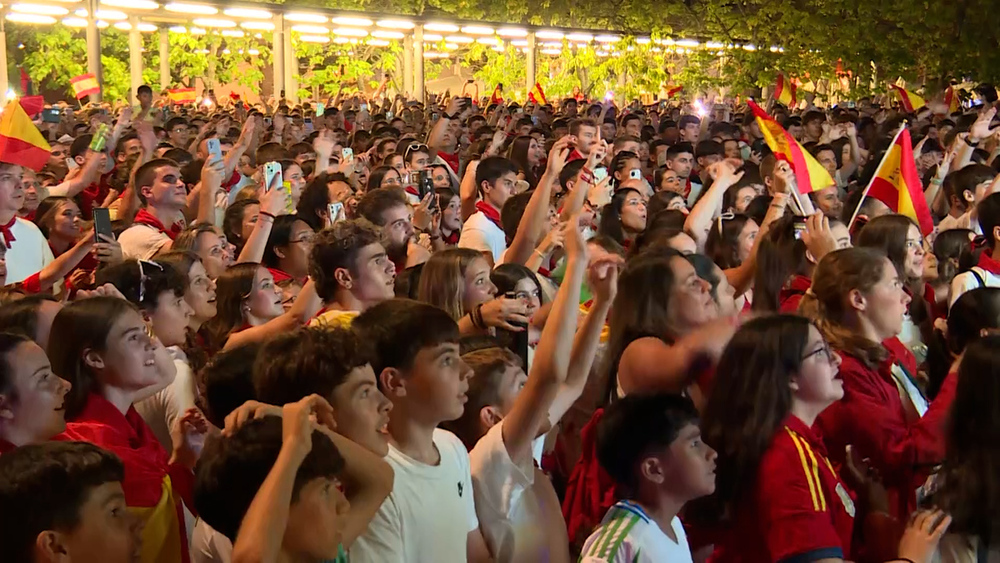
[802,344,836,365]
[289,233,315,245]
[137,259,163,304]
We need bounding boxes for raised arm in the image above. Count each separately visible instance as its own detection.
[504,137,572,265]
[224,280,323,351]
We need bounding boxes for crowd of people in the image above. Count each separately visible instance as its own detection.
[2,77,1000,563]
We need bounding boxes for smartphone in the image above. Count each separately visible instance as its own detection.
[206,138,222,162]
[386,111,394,120]
[360,103,368,112]
[93,207,113,242]
[90,123,109,152]
[793,220,807,240]
[264,116,272,126]
[341,147,354,163]
[328,202,345,224]
[629,168,643,180]
[416,171,437,210]
[263,161,282,193]
[497,315,529,371]
[315,102,325,117]
[42,107,61,123]
[593,167,609,182]
[65,157,79,171]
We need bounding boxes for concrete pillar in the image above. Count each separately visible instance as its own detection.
[128,16,142,105]
[85,0,102,102]
[526,32,536,96]
[282,19,296,103]
[272,14,284,99]
[0,22,8,104]
[159,27,170,91]
[414,25,424,102]
[402,34,413,97]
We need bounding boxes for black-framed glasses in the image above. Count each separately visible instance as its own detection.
[802,344,836,364]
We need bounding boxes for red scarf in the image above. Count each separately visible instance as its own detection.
[404,185,420,198]
[475,201,503,230]
[442,229,459,246]
[977,248,1000,275]
[133,208,183,241]
[0,215,15,248]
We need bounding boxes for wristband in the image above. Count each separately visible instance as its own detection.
[258,211,276,219]
[965,136,980,147]
[931,177,943,186]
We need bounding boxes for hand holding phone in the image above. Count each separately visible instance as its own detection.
[206,138,223,162]
[93,208,113,243]
[328,202,345,224]
[263,161,282,193]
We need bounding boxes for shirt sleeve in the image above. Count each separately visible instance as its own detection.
[469,420,534,518]
[758,447,845,563]
[348,497,405,563]
[949,271,980,308]
[119,226,170,260]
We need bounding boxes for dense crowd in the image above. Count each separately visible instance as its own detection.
[1,79,999,563]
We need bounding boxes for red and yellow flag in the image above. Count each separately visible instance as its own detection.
[890,85,926,113]
[70,73,100,100]
[167,87,197,105]
[667,85,684,98]
[944,86,960,114]
[528,82,547,105]
[748,100,834,194]
[0,99,51,171]
[774,73,796,107]
[862,127,934,235]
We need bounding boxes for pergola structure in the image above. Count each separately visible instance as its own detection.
[0,0,765,105]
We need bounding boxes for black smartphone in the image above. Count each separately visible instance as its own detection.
[498,320,530,371]
[417,171,437,211]
[93,208,113,242]
[42,108,61,123]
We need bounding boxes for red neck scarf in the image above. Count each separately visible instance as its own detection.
[977,248,1000,275]
[475,201,503,230]
[133,208,182,241]
[442,228,460,246]
[0,215,15,248]
[404,185,420,197]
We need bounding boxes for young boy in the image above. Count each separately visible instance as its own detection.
[580,394,717,562]
[194,395,393,563]
[350,298,491,562]
[0,441,142,563]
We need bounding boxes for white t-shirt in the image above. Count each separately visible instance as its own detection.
[119,224,171,260]
[349,429,479,563]
[4,217,54,284]
[469,420,548,563]
[580,500,693,563]
[190,518,232,563]
[134,347,196,452]
[459,211,507,264]
[950,266,1000,307]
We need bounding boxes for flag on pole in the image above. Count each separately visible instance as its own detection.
[528,82,547,105]
[890,85,926,113]
[0,99,52,171]
[667,85,684,98]
[773,73,796,106]
[748,100,834,194]
[69,73,100,100]
[850,126,934,235]
[489,85,504,105]
[944,86,960,114]
[19,68,33,96]
[167,88,197,105]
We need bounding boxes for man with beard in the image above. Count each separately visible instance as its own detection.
[356,188,425,274]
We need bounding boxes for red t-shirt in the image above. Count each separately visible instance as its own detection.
[709,415,855,563]
[779,275,812,313]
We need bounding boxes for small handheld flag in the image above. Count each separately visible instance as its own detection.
[490,85,504,105]
[748,100,834,194]
[167,88,197,105]
[848,126,934,235]
[667,85,684,98]
[944,86,960,114]
[70,73,100,100]
[774,73,797,107]
[890,85,926,113]
[528,82,547,105]
[0,99,52,171]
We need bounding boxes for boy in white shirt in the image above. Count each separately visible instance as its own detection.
[950,193,1000,305]
[446,216,618,562]
[351,299,492,563]
[459,156,519,265]
[0,162,53,284]
[580,394,717,563]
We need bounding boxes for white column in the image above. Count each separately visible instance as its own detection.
[414,25,424,102]
[402,35,413,97]
[0,21,8,104]
[526,32,536,95]
[128,16,142,105]
[272,14,284,99]
[85,0,102,102]
[282,19,296,103]
[159,27,170,91]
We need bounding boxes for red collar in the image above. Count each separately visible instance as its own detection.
[475,201,503,230]
[0,215,16,248]
[133,208,182,240]
[442,228,460,245]
[267,267,294,284]
[977,248,1000,276]
[404,185,420,197]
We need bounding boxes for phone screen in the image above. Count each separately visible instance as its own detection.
[93,208,113,242]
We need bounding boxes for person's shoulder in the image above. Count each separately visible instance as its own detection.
[13,216,44,235]
[433,428,470,457]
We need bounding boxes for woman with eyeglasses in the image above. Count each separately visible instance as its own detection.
[802,248,959,523]
[49,296,207,563]
[693,314,947,563]
[261,214,314,286]
[366,165,403,193]
[856,214,931,363]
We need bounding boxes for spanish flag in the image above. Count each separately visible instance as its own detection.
[489,84,504,105]
[167,88,197,105]
[857,127,933,235]
[774,73,796,107]
[748,100,834,194]
[890,85,925,113]
[944,86,960,114]
[667,85,684,98]
[0,99,51,171]
[70,73,100,100]
[528,82,547,105]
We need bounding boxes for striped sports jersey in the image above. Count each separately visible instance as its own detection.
[579,500,693,562]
